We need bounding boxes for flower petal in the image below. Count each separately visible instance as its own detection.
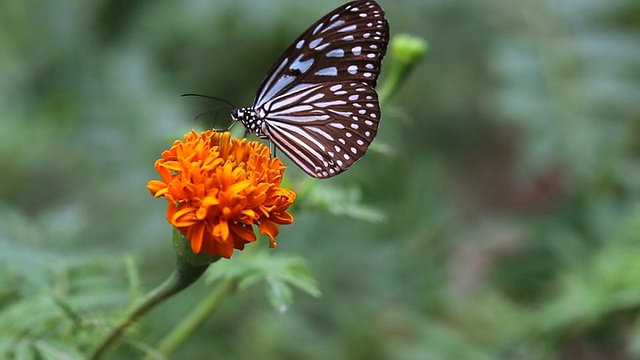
[148,130,296,258]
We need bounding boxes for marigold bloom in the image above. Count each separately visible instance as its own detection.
[148,130,296,259]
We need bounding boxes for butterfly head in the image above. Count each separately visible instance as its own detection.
[231,107,264,136]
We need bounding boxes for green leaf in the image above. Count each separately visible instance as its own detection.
[265,274,294,314]
[205,248,320,312]
[296,180,385,224]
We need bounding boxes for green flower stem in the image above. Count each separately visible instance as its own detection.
[378,34,429,105]
[90,256,210,360]
[152,277,237,358]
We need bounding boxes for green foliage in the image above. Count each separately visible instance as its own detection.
[293,178,386,224]
[0,233,141,358]
[1,0,640,359]
[206,246,321,314]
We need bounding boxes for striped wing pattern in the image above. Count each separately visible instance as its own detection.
[261,81,379,178]
[231,0,389,178]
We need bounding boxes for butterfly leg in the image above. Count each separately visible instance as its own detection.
[212,120,237,133]
[223,120,238,133]
[270,141,278,158]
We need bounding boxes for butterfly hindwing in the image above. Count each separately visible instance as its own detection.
[260,81,379,178]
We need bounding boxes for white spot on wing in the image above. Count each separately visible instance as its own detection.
[339,24,357,33]
[315,99,347,107]
[309,38,324,49]
[326,49,345,58]
[290,55,314,73]
[312,23,323,35]
[321,19,345,33]
[314,67,338,76]
[303,92,325,103]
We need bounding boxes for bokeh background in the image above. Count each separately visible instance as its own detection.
[2,0,640,359]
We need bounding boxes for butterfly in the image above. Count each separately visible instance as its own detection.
[230,1,389,178]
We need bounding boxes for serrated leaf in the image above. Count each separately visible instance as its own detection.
[34,340,80,360]
[204,248,320,310]
[279,272,321,298]
[237,273,265,291]
[301,183,385,223]
[265,275,293,314]
[14,339,34,360]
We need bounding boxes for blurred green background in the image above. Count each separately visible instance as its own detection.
[2,0,640,359]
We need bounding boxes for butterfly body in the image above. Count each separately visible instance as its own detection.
[231,107,264,136]
[231,1,389,178]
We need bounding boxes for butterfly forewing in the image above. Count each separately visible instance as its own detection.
[254,1,388,108]
[260,81,379,178]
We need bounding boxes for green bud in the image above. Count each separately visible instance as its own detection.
[389,33,429,68]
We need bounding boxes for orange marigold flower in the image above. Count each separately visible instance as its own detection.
[147,130,296,259]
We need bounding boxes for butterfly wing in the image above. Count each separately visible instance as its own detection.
[253,0,389,108]
[259,81,379,178]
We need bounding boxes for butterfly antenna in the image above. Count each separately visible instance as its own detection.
[183,94,240,132]
[193,106,225,121]
[181,93,237,109]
